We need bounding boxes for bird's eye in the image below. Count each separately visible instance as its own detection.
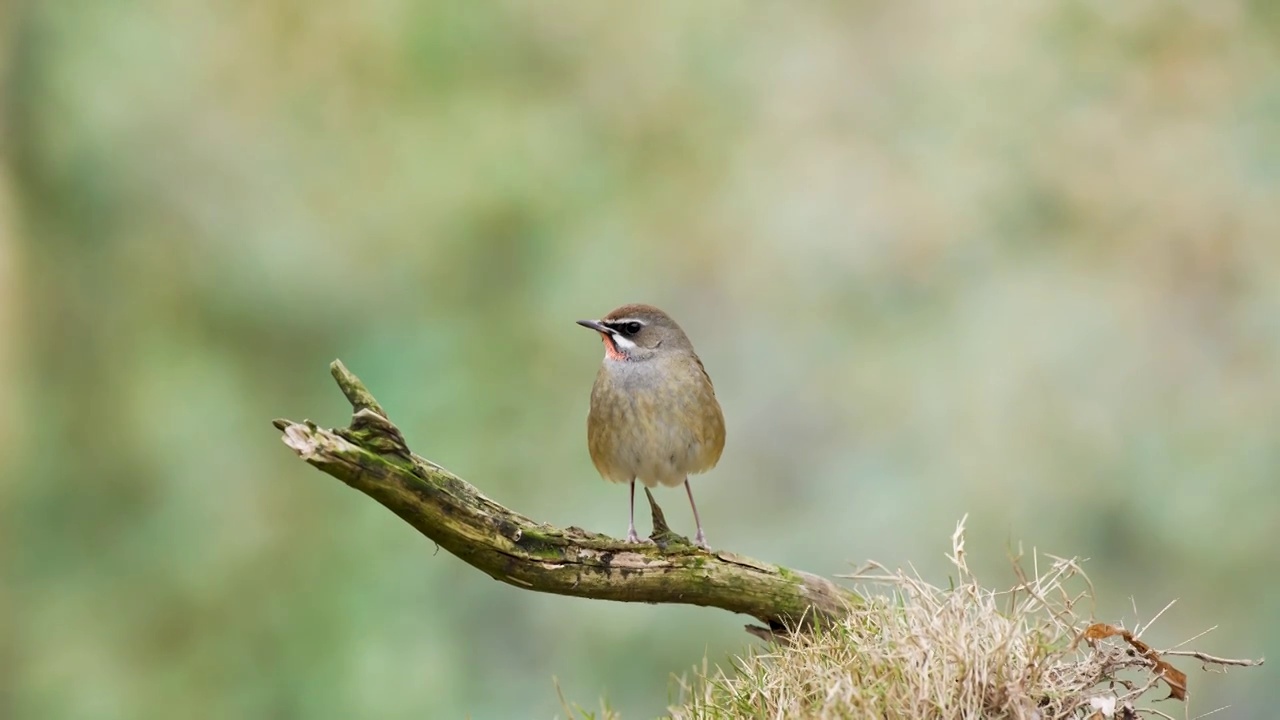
[622,322,642,336]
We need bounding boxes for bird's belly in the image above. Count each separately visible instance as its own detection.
[589,402,709,488]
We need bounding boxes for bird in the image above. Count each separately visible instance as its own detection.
[577,303,726,548]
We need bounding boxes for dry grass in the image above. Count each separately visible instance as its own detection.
[656,518,1262,720]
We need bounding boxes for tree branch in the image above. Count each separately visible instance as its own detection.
[274,360,859,636]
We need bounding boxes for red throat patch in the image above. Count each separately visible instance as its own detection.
[599,333,626,361]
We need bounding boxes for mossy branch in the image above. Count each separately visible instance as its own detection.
[274,360,859,636]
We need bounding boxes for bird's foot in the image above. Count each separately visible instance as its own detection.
[694,530,708,549]
[626,528,641,543]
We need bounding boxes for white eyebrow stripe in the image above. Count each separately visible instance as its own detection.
[604,318,647,327]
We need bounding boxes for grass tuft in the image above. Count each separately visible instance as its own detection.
[661,517,1261,719]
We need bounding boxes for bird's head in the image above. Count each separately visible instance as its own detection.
[576,303,694,362]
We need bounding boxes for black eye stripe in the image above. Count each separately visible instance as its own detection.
[604,320,644,336]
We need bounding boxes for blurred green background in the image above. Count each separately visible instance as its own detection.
[2,2,1276,718]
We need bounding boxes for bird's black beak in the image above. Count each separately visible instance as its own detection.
[576,319,611,335]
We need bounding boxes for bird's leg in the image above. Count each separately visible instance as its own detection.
[626,479,640,543]
[684,479,707,549]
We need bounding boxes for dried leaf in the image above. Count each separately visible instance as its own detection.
[1076,623,1188,701]
[1153,658,1188,701]
[1082,623,1124,641]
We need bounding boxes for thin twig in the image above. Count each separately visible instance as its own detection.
[1162,651,1264,667]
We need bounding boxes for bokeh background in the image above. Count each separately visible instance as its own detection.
[2,2,1276,718]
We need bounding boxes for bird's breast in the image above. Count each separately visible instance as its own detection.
[586,361,725,487]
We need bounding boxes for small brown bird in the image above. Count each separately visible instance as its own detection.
[577,304,726,548]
